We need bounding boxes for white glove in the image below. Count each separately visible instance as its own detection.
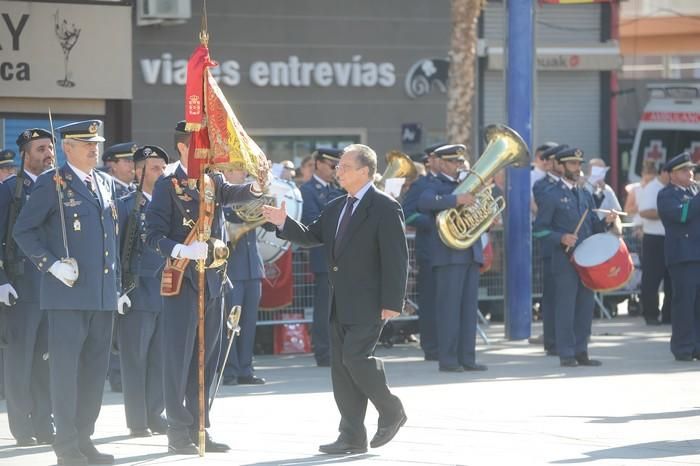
[172,241,208,260]
[0,283,18,306]
[117,293,132,315]
[48,261,79,287]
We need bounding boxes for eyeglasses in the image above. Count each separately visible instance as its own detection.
[335,163,358,172]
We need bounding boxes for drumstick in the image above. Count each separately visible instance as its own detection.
[593,208,628,217]
[565,207,589,254]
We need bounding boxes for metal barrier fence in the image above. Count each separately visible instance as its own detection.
[257,224,642,326]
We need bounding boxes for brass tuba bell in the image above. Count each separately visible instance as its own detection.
[376,150,418,191]
[436,124,530,250]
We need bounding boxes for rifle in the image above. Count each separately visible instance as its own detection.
[119,165,147,314]
[3,150,28,292]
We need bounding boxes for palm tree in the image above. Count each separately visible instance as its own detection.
[446,0,486,162]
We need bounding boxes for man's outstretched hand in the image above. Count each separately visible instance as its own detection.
[262,200,287,228]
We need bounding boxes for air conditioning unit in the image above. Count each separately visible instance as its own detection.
[137,0,191,25]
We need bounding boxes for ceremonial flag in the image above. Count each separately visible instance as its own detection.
[260,249,294,310]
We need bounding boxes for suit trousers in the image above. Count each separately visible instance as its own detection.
[48,310,112,456]
[330,311,402,444]
[223,279,262,378]
[5,303,52,440]
[668,262,700,359]
[434,263,480,368]
[162,281,223,443]
[641,234,672,323]
[312,272,331,364]
[541,255,557,351]
[552,252,595,359]
[117,311,164,430]
[416,259,438,358]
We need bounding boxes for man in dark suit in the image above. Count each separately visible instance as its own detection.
[657,152,700,361]
[263,144,408,455]
[13,120,119,466]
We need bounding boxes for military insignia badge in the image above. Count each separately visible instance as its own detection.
[73,218,81,231]
[88,122,98,134]
[178,194,193,202]
[64,199,82,208]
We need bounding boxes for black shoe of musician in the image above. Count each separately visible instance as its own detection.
[129,428,152,438]
[36,433,55,445]
[575,353,602,366]
[462,362,488,371]
[370,410,407,448]
[79,443,114,464]
[319,438,368,455]
[439,365,464,372]
[190,430,231,453]
[560,357,578,367]
[57,448,88,466]
[168,438,198,455]
[237,375,265,385]
[15,436,37,447]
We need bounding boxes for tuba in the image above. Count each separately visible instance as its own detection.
[376,150,418,191]
[436,124,530,250]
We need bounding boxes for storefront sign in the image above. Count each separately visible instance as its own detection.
[487,45,621,71]
[0,1,131,99]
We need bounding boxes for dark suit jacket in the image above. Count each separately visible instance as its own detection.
[279,184,408,325]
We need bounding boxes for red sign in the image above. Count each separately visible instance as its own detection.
[641,111,700,124]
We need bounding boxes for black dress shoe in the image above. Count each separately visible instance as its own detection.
[15,436,37,447]
[223,376,239,385]
[575,353,602,366]
[168,439,199,455]
[36,433,55,445]
[370,410,408,448]
[316,359,331,367]
[439,365,464,372]
[57,448,88,466]
[560,357,578,367]
[129,428,152,437]
[237,375,265,385]
[675,354,694,362]
[424,354,439,361]
[462,362,488,371]
[79,443,114,464]
[318,439,368,455]
[148,419,168,435]
[545,348,558,356]
[190,430,231,453]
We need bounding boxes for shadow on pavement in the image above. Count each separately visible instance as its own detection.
[551,439,700,463]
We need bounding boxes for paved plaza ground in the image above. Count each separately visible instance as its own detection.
[0,316,698,465]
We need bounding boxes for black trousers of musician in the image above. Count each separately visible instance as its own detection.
[117,308,165,432]
[312,273,331,365]
[552,251,595,359]
[541,254,557,352]
[667,262,700,359]
[329,306,403,445]
[641,234,673,324]
[161,280,222,444]
[223,279,261,379]
[48,310,112,457]
[416,259,438,359]
[434,263,480,369]
[5,302,53,441]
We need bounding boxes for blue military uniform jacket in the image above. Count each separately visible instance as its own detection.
[417,174,484,267]
[657,184,700,266]
[118,191,164,312]
[402,173,436,264]
[533,179,606,251]
[299,176,344,273]
[532,173,561,258]
[12,165,121,311]
[113,179,135,199]
[0,174,41,302]
[224,207,264,281]
[145,164,261,297]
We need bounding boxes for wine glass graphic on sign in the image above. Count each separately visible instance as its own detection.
[54,10,81,88]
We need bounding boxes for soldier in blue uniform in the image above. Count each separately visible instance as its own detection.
[0,148,17,181]
[145,123,266,455]
[418,144,487,372]
[116,145,169,437]
[400,143,444,360]
[532,143,569,356]
[0,129,56,446]
[103,142,137,198]
[299,148,344,367]
[533,148,618,367]
[656,152,700,361]
[221,168,266,386]
[13,120,119,466]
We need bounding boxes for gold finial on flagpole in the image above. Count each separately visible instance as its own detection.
[199,0,209,46]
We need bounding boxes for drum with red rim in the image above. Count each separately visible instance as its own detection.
[572,233,634,292]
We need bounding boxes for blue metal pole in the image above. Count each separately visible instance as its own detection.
[504,0,533,340]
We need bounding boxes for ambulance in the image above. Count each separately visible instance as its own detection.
[627,83,700,182]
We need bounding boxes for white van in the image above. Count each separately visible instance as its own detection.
[627,83,700,182]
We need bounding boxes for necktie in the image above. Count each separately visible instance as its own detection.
[334,196,357,257]
[85,173,98,199]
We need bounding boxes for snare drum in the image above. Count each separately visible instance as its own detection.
[572,232,634,292]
